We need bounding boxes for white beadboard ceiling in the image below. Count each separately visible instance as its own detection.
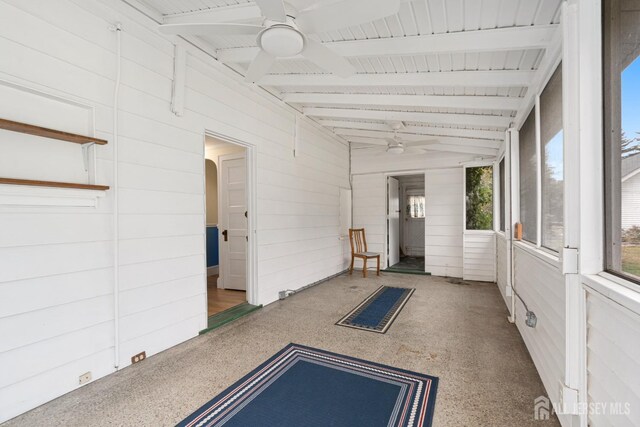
[130,0,562,156]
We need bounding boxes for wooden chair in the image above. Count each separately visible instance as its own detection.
[348,228,381,277]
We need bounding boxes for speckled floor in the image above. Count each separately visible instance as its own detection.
[3,273,560,426]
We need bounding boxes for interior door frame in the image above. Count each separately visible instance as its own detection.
[203,130,258,313]
[217,151,247,291]
[382,169,427,270]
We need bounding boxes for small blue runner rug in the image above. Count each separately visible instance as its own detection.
[337,286,415,333]
[177,344,438,427]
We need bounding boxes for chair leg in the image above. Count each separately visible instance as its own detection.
[349,256,354,275]
[376,256,380,276]
[363,258,368,278]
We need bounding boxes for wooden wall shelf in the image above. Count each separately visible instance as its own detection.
[0,178,109,191]
[0,118,108,145]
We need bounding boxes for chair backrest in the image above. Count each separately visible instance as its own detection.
[349,228,367,254]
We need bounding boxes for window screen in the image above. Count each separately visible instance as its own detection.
[519,110,537,243]
[604,0,640,283]
[540,64,564,252]
[465,166,494,230]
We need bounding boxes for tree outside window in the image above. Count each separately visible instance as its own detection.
[466,166,494,230]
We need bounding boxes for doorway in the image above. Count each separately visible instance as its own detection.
[386,174,427,274]
[205,136,248,317]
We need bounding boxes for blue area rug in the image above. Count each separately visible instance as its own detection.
[177,344,438,427]
[337,286,415,333]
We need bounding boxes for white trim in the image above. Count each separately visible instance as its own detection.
[583,274,640,317]
[207,266,219,276]
[203,130,258,308]
[513,240,561,269]
[507,129,517,321]
[535,95,543,248]
[562,3,586,420]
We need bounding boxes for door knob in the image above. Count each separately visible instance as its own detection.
[222,229,228,242]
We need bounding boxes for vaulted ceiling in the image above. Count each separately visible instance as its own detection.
[127,0,562,157]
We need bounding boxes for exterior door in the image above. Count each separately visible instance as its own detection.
[387,177,400,267]
[219,153,247,290]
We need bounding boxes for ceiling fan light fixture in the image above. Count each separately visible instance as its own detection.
[259,25,304,57]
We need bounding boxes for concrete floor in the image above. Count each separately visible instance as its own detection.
[4,273,560,426]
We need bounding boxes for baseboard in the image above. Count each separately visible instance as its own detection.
[207,266,219,276]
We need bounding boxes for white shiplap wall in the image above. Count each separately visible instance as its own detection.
[586,290,640,427]
[513,245,565,417]
[351,174,386,269]
[425,168,464,278]
[463,232,496,282]
[0,0,348,422]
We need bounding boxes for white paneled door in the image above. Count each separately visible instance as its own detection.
[387,177,400,267]
[219,153,247,291]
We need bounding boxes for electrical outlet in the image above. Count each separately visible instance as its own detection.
[79,371,92,385]
[131,351,146,364]
[525,311,538,328]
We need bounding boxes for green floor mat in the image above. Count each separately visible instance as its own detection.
[200,302,262,335]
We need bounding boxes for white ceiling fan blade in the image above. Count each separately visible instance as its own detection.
[158,23,264,36]
[301,39,355,77]
[245,51,276,83]
[296,0,401,34]
[405,147,428,154]
[255,0,286,21]
[405,139,439,147]
[352,139,388,148]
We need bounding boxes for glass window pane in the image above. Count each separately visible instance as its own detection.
[466,166,494,230]
[519,110,537,243]
[604,0,640,282]
[540,65,564,252]
[499,158,506,232]
[407,195,425,218]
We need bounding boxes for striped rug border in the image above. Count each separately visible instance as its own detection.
[177,343,438,427]
[336,286,415,334]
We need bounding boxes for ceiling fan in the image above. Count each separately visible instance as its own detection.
[351,122,440,155]
[158,0,402,83]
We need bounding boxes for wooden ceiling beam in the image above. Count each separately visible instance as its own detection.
[259,70,535,88]
[284,93,521,111]
[304,107,512,129]
[318,120,505,140]
[334,129,501,148]
[217,25,558,63]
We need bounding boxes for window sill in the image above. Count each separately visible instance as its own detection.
[582,273,640,316]
[463,229,495,235]
[513,240,561,268]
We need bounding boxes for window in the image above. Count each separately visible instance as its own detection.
[519,110,537,243]
[407,195,425,218]
[465,166,493,230]
[540,65,564,252]
[499,158,506,232]
[604,0,640,282]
